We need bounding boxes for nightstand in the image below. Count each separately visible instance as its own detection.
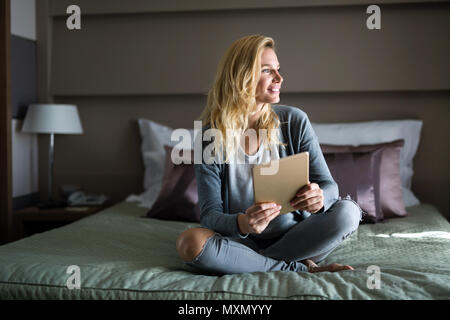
[14,205,109,239]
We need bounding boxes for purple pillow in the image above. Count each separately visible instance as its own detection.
[146,146,200,222]
[322,145,383,223]
[321,140,406,223]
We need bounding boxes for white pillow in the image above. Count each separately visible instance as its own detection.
[311,120,423,207]
[126,119,195,208]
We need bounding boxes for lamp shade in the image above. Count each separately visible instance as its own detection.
[22,104,83,134]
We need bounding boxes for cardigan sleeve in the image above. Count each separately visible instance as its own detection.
[289,108,339,212]
[194,161,243,237]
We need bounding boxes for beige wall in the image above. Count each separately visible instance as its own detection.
[37,1,450,218]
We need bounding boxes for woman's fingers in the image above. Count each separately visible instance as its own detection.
[291,195,321,208]
[265,207,282,221]
[246,202,278,215]
[291,183,323,213]
[292,197,323,212]
[294,183,319,198]
[243,202,282,234]
[250,206,281,225]
[291,184,322,205]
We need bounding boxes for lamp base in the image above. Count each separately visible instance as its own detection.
[37,200,68,209]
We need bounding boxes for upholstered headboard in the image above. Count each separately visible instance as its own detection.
[34,1,450,218]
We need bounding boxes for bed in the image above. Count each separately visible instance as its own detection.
[0,200,449,299]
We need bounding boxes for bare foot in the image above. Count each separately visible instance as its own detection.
[302,259,354,273]
[302,259,318,270]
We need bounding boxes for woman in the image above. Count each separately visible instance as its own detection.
[176,35,362,274]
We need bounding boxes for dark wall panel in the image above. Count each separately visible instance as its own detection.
[11,35,37,119]
[49,0,450,16]
[50,4,450,96]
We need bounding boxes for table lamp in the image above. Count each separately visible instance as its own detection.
[22,104,83,208]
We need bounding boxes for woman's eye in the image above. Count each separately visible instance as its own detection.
[262,69,270,73]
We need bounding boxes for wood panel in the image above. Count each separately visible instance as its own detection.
[49,4,450,96]
[49,0,450,16]
[11,36,37,119]
[36,0,53,104]
[0,0,13,244]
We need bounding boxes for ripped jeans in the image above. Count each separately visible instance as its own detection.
[186,198,363,275]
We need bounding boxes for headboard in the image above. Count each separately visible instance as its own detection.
[35,1,450,218]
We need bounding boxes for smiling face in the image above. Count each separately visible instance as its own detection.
[255,47,283,110]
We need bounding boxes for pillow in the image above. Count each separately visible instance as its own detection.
[322,146,383,223]
[147,145,200,222]
[134,119,196,209]
[321,140,407,223]
[312,120,422,207]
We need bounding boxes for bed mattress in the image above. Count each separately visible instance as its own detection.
[0,202,449,299]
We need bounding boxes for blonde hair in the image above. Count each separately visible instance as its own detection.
[199,35,284,162]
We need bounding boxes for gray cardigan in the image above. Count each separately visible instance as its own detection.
[194,105,339,237]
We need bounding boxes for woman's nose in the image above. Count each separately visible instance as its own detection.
[274,70,283,83]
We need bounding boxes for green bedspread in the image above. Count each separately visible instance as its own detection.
[0,202,449,299]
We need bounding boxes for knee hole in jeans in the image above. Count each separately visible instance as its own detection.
[176,228,215,262]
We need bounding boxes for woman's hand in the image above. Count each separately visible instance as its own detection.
[290,182,324,213]
[238,202,281,235]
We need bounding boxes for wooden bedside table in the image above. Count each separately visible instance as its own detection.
[14,205,109,239]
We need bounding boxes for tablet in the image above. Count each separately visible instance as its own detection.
[252,151,309,215]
